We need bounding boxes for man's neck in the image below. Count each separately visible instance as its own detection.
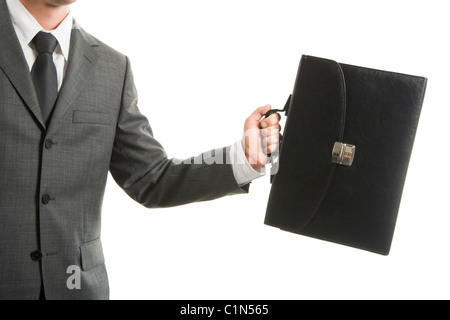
[19,0,70,30]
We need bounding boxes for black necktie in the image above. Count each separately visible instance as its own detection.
[31,32,58,125]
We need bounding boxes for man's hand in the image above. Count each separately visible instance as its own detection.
[242,104,282,170]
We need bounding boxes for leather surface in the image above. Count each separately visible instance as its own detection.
[264,55,427,255]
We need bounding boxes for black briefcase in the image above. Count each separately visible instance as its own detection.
[264,55,427,255]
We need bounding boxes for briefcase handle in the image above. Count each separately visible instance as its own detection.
[263,94,291,119]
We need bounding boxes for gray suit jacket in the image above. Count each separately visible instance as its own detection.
[0,1,247,300]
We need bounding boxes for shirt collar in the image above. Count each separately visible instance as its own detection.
[6,0,73,61]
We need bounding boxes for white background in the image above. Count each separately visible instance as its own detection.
[71,0,449,300]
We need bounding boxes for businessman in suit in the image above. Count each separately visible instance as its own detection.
[0,0,281,300]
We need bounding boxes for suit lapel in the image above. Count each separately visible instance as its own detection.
[0,0,45,129]
[0,0,99,132]
[47,23,99,134]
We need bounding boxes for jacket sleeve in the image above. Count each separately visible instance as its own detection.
[109,57,248,208]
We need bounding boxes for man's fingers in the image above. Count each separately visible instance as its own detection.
[262,133,283,155]
[266,143,279,155]
[262,133,280,146]
[247,104,272,123]
[260,112,281,129]
[263,140,280,155]
[263,131,281,145]
[260,124,281,137]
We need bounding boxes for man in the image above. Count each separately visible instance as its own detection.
[0,0,282,300]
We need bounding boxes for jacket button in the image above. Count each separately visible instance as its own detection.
[31,250,42,262]
[44,139,53,149]
[42,194,51,205]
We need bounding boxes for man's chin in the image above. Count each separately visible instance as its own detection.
[44,0,77,7]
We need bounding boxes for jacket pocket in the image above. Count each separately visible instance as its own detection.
[73,110,111,125]
[80,238,105,271]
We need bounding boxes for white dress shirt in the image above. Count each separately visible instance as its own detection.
[6,0,72,91]
[6,0,265,186]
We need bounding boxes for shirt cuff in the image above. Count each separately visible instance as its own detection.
[229,140,266,186]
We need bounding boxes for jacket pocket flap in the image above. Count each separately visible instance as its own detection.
[80,238,105,271]
[73,110,111,125]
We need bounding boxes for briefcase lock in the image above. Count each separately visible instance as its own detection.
[332,142,355,166]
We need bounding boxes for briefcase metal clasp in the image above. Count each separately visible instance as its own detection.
[332,142,355,166]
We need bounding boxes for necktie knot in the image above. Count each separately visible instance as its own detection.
[32,31,58,54]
